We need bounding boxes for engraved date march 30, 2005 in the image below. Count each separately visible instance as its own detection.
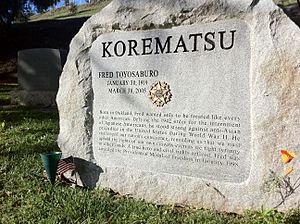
[108,87,147,94]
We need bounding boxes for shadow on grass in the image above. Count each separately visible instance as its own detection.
[0,82,59,163]
[74,157,103,188]
[0,107,58,124]
[0,106,59,159]
[0,84,16,105]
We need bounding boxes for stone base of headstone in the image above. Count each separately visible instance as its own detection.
[11,90,57,107]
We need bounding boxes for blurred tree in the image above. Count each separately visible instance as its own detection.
[0,0,59,29]
[69,2,78,14]
[64,0,70,6]
[0,0,25,28]
[31,0,60,13]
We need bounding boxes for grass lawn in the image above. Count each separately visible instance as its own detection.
[1,85,300,223]
[273,0,299,6]
[28,0,300,22]
[29,0,112,21]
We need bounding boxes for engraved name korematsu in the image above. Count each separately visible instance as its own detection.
[100,30,236,58]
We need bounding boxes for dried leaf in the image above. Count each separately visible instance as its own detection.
[280,149,296,164]
[284,167,293,176]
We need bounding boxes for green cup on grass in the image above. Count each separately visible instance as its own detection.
[40,151,62,185]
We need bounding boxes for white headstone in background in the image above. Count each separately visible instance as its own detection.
[12,48,61,106]
[18,48,61,91]
[57,0,300,212]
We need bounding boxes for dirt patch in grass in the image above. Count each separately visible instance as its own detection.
[0,59,17,84]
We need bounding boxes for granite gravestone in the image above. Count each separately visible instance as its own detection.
[91,20,251,183]
[12,48,61,106]
[57,0,300,212]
